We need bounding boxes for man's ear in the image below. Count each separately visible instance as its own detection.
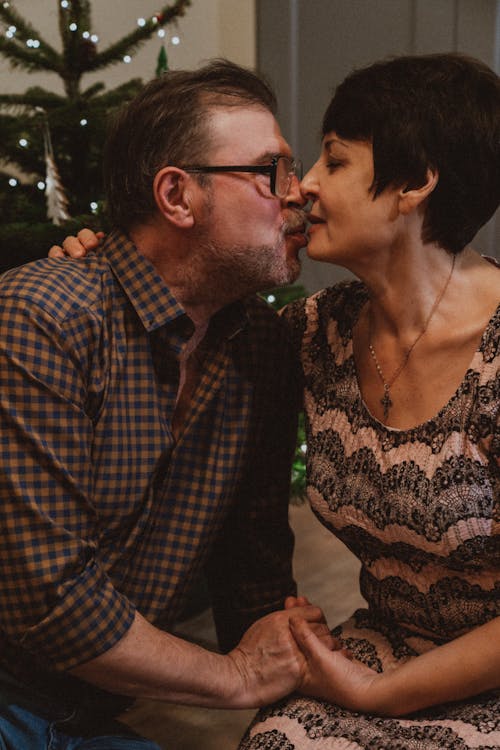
[153,167,195,228]
[398,167,439,215]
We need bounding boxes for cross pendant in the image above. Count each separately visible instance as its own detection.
[381,388,392,421]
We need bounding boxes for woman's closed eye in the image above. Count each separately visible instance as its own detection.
[326,159,343,171]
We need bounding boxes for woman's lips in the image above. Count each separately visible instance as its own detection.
[307,214,325,233]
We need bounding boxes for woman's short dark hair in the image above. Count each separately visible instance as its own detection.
[104,59,277,230]
[323,53,500,253]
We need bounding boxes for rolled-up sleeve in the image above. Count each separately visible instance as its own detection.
[0,295,135,671]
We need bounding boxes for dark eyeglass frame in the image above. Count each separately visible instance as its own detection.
[182,155,302,198]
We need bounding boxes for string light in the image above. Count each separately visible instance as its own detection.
[2,0,188,221]
[266,294,276,304]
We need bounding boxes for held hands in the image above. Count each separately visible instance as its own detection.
[226,603,336,708]
[226,596,384,712]
[286,597,384,714]
[48,228,103,259]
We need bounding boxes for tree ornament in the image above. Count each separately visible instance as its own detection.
[156,44,168,76]
[43,122,70,225]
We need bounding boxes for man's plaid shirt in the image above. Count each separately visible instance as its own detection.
[0,230,298,674]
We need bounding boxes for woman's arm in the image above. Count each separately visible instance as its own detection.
[290,615,500,716]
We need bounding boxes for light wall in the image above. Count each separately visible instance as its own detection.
[258,0,500,291]
[0,0,256,95]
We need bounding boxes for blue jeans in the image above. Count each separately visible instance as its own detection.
[0,669,162,750]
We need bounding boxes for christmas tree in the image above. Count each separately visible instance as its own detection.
[0,0,190,269]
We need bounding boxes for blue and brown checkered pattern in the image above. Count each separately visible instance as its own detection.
[0,230,298,673]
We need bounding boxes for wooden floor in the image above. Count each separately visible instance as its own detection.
[120,502,365,749]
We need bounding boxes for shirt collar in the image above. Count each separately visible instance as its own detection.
[101,229,249,339]
[101,229,186,332]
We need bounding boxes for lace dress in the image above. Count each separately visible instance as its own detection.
[239,281,500,750]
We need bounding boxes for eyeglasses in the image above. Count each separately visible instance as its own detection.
[182,155,303,199]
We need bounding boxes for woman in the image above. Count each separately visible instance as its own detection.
[239,52,499,749]
[50,52,499,748]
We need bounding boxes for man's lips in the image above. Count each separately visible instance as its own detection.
[285,223,308,245]
[286,223,307,236]
[283,212,308,246]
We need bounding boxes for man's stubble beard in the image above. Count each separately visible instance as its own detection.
[194,236,301,304]
[182,202,302,308]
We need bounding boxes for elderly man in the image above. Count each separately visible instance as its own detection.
[0,60,331,749]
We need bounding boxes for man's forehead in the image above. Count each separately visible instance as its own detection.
[207,105,291,159]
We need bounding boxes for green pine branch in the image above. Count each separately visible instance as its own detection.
[0,36,61,73]
[0,113,43,174]
[83,79,143,107]
[0,0,192,218]
[84,1,191,74]
[0,88,66,112]
[0,3,46,40]
[59,0,92,38]
[0,3,61,72]
[80,81,105,99]
[0,1,190,87]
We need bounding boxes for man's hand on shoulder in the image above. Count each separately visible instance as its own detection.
[49,229,104,259]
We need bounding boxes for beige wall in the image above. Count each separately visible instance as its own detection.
[258,0,500,291]
[0,0,256,95]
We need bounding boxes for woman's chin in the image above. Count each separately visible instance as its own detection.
[306,241,336,263]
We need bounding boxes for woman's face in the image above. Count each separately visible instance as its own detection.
[301,133,403,269]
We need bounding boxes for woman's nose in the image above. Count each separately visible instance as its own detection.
[284,173,307,207]
[299,164,319,201]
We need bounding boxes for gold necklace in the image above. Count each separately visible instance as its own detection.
[368,254,456,421]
